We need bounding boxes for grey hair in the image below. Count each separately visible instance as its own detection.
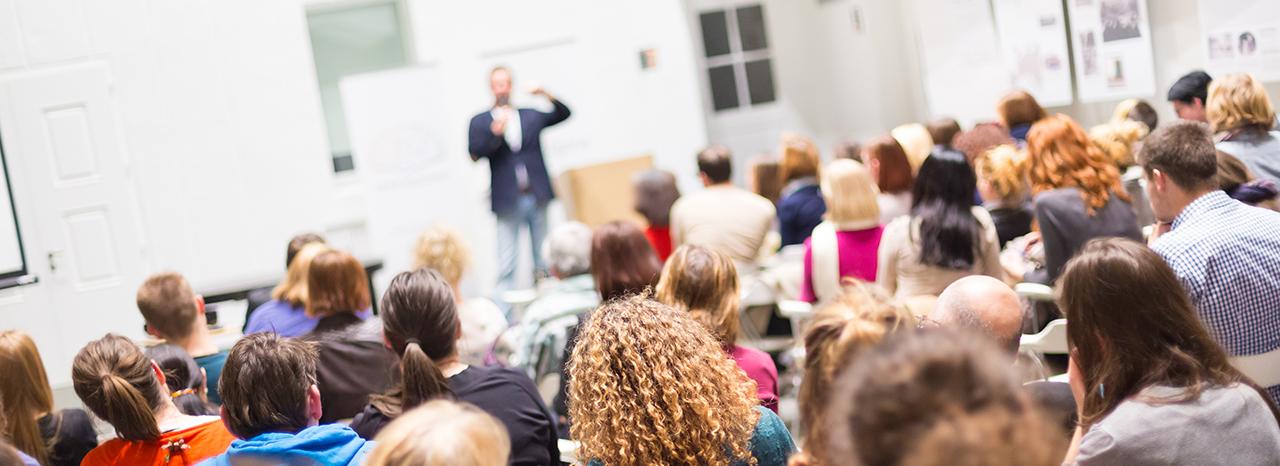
[542,222,593,277]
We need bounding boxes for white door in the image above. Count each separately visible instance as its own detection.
[0,62,146,386]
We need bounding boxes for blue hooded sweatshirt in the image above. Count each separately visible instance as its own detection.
[199,424,375,466]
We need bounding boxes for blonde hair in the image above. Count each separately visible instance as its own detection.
[973,145,1028,204]
[820,159,880,228]
[569,295,760,466]
[366,400,510,466]
[779,133,822,184]
[792,282,915,466]
[413,227,471,287]
[0,331,54,464]
[655,245,741,346]
[272,243,331,307]
[1089,120,1148,168]
[1208,73,1277,134]
[891,123,934,172]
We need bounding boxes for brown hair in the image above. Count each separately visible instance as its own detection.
[366,400,510,466]
[927,118,962,148]
[286,233,325,268]
[779,133,822,184]
[833,140,862,162]
[590,221,661,301]
[997,90,1047,129]
[305,250,371,318]
[697,145,734,184]
[272,243,331,308]
[568,295,760,466]
[1137,120,1219,191]
[136,272,199,341]
[633,169,681,227]
[1217,150,1256,193]
[72,334,164,441]
[1026,114,1130,214]
[371,268,459,418]
[750,155,783,204]
[795,282,914,466]
[655,245,741,346]
[0,331,54,464]
[825,328,1061,466]
[413,227,472,287]
[953,122,1014,163]
[1059,238,1280,427]
[1207,73,1276,134]
[862,135,914,194]
[219,333,318,438]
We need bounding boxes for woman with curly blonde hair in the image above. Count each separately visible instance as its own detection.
[1209,72,1280,184]
[789,282,914,466]
[569,295,796,466]
[974,145,1032,247]
[1090,120,1155,226]
[1023,114,1140,282]
[413,226,506,365]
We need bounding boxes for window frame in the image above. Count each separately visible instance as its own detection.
[696,2,777,114]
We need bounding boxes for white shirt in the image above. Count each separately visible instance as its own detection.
[491,106,528,189]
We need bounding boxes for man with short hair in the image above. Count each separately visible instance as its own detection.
[137,272,229,404]
[202,333,374,466]
[670,145,776,266]
[931,275,1023,355]
[1142,120,1280,401]
[1167,70,1212,122]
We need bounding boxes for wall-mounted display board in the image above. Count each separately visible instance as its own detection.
[910,0,1009,124]
[1066,0,1157,102]
[992,0,1074,107]
[1198,0,1280,83]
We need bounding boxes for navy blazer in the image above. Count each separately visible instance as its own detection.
[778,184,826,248]
[469,99,572,215]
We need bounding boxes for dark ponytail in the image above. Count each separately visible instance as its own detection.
[72,334,164,441]
[145,344,216,416]
[371,268,459,417]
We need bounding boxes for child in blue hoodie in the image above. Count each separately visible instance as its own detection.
[200,333,375,466]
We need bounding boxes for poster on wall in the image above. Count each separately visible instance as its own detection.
[1197,0,1280,83]
[992,0,1074,107]
[1066,0,1156,102]
[911,0,1008,124]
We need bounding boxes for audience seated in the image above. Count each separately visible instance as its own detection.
[671,145,777,265]
[204,333,374,466]
[351,268,557,464]
[1141,121,1280,401]
[1090,119,1155,227]
[299,250,397,423]
[1216,150,1279,209]
[930,275,1021,354]
[1167,70,1213,122]
[927,117,961,150]
[413,227,507,365]
[143,344,216,416]
[777,134,827,248]
[877,149,1001,300]
[891,123,934,172]
[244,232,326,332]
[1058,239,1280,464]
[136,272,230,405]
[860,135,915,224]
[632,169,681,261]
[749,154,783,205]
[247,242,373,337]
[800,160,883,303]
[1022,114,1141,283]
[791,282,914,466]
[953,122,1015,164]
[365,400,510,466]
[997,90,1048,144]
[1111,98,1159,132]
[506,222,598,368]
[656,245,780,412]
[568,296,795,466]
[824,328,1061,466]
[0,331,96,466]
[1209,73,1280,184]
[72,334,234,466]
[974,145,1033,247]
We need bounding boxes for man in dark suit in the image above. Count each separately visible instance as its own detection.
[469,66,571,298]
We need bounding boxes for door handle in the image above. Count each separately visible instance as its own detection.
[47,250,63,274]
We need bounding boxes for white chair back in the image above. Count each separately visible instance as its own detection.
[1020,319,1068,355]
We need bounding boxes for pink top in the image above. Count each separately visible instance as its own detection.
[800,226,883,303]
[729,344,779,413]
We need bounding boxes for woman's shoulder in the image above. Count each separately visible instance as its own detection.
[349,404,392,439]
[749,406,797,464]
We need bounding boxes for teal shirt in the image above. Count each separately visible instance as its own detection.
[588,406,796,466]
[194,350,229,405]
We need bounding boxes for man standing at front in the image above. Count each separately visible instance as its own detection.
[469,66,571,299]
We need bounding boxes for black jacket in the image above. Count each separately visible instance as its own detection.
[301,313,399,423]
[468,100,572,215]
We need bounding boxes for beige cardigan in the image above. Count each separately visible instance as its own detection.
[876,206,1003,298]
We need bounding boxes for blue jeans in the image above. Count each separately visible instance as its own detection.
[496,193,548,296]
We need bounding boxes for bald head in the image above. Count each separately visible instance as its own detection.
[932,276,1023,355]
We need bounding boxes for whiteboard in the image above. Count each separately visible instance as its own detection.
[1197,0,1280,83]
[1066,0,1157,102]
[992,0,1074,106]
[0,133,27,281]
